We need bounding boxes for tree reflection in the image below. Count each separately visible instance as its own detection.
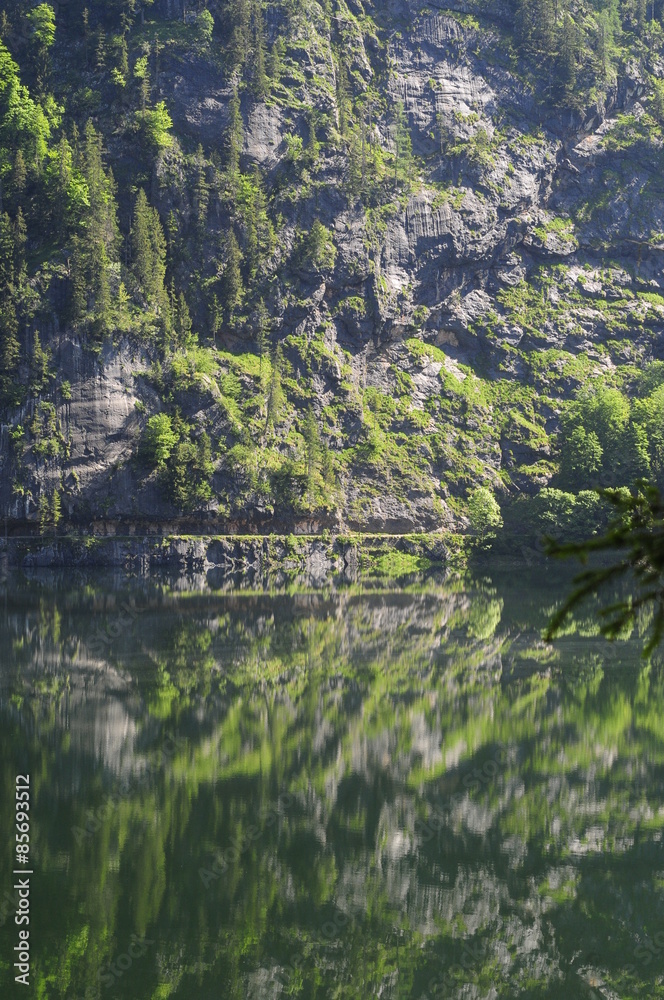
[0,570,662,998]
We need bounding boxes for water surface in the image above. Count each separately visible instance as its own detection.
[0,567,662,998]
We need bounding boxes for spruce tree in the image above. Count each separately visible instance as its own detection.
[252,7,268,99]
[30,331,50,394]
[223,229,243,320]
[0,297,19,406]
[255,298,268,373]
[175,292,193,346]
[194,145,209,231]
[132,189,167,312]
[0,212,14,292]
[302,406,320,492]
[393,101,413,187]
[226,88,243,192]
[210,292,222,347]
[266,344,284,430]
[11,150,26,204]
[14,208,26,285]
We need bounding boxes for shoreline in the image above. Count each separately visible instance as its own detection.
[0,531,460,579]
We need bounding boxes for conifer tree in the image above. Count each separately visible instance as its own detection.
[0,297,19,405]
[556,13,577,93]
[255,298,268,372]
[0,212,14,292]
[226,88,243,192]
[266,37,284,84]
[252,7,268,99]
[194,145,209,231]
[175,291,193,346]
[30,331,50,393]
[13,209,26,284]
[335,56,350,138]
[231,0,252,70]
[223,229,243,320]
[11,150,26,204]
[302,405,320,492]
[210,293,222,347]
[266,344,284,430]
[132,189,167,312]
[393,101,414,187]
[77,122,120,325]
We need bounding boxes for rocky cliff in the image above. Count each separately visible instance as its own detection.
[1,0,663,534]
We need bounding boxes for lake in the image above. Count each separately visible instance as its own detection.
[0,565,661,998]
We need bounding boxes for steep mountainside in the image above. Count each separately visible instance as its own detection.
[2,0,664,535]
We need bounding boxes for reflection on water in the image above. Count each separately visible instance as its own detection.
[0,567,662,998]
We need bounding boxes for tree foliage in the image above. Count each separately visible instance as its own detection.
[546,482,664,655]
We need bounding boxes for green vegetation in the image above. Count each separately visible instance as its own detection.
[0,0,663,538]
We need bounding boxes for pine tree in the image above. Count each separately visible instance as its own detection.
[210,292,222,346]
[78,122,120,324]
[302,405,320,492]
[119,35,129,82]
[13,208,26,285]
[95,30,106,71]
[30,331,51,394]
[226,88,243,192]
[0,212,14,292]
[132,189,167,312]
[11,150,26,204]
[266,344,284,430]
[266,37,284,84]
[0,297,20,405]
[223,229,243,319]
[255,298,268,373]
[335,56,350,138]
[82,8,90,68]
[252,7,268,99]
[69,234,87,321]
[175,292,193,346]
[321,444,334,490]
[38,493,50,534]
[194,145,209,230]
[393,101,414,187]
[556,13,577,94]
[348,129,363,197]
[230,0,251,70]
[93,243,112,335]
[52,489,61,533]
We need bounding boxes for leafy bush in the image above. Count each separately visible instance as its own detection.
[143,414,178,467]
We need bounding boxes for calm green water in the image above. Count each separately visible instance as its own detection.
[0,567,662,999]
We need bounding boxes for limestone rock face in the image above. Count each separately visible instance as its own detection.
[1,0,663,535]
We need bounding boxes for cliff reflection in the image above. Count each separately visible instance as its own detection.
[0,569,661,998]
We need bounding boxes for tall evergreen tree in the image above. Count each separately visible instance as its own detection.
[71,122,120,327]
[226,88,243,192]
[223,229,243,320]
[194,145,209,231]
[252,7,268,98]
[393,101,414,187]
[0,297,19,406]
[132,188,167,313]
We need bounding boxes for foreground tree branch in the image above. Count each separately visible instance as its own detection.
[545,481,664,656]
